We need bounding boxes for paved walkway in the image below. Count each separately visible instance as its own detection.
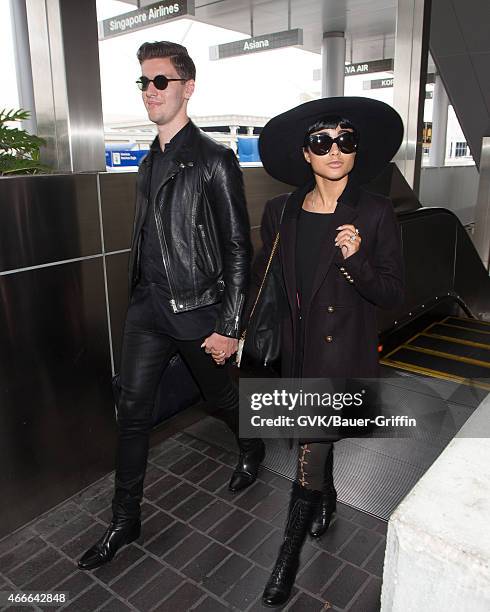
[0,430,386,611]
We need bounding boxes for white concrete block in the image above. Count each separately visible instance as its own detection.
[381,396,490,612]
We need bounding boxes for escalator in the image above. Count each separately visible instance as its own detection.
[381,315,490,390]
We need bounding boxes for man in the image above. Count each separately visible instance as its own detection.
[78,41,265,571]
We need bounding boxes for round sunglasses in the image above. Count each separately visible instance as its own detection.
[136,75,187,91]
[306,131,358,155]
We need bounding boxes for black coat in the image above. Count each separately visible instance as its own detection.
[253,179,404,379]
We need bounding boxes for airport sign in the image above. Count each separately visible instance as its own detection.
[365,73,435,90]
[344,58,393,75]
[369,77,394,89]
[210,29,303,60]
[99,0,195,40]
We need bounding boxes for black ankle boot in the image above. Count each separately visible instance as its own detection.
[309,445,336,538]
[309,486,337,538]
[228,438,265,493]
[78,517,141,571]
[262,482,321,607]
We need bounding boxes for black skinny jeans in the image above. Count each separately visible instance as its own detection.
[112,286,239,519]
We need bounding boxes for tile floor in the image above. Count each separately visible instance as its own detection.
[0,430,387,612]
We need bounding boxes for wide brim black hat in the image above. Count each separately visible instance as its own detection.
[259,96,404,186]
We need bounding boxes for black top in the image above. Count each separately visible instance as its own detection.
[139,122,220,340]
[295,207,337,310]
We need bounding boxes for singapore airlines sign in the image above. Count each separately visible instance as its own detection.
[98,0,195,40]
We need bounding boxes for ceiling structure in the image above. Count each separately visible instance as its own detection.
[117,0,398,62]
[430,0,490,165]
[115,0,490,162]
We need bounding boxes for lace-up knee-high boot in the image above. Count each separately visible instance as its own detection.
[262,482,321,607]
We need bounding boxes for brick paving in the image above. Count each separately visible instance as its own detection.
[0,430,386,611]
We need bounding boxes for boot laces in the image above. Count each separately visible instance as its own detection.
[269,502,310,583]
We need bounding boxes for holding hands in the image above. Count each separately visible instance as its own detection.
[201,332,238,365]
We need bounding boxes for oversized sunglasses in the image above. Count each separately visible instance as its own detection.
[136,75,187,91]
[306,131,358,155]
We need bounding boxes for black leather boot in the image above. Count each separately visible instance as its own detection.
[228,438,265,492]
[78,517,141,571]
[262,482,321,607]
[309,486,337,538]
[309,445,337,538]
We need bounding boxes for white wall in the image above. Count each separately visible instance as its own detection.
[381,396,490,612]
[419,165,479,225]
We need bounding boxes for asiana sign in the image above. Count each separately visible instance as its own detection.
[210,29,303,60]
[98,0,195,40]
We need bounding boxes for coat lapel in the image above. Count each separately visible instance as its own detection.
[281,178,361,323]
[307,199,358,306]
[279,183,312,315]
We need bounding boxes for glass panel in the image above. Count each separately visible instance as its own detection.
[0,0,20,111]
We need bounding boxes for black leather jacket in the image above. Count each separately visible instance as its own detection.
[129,121,252,338]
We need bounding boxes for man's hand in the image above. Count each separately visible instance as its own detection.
[201,332,238,365]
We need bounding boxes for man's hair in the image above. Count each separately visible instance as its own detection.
[137,41,196,80]
[303,115,358,147]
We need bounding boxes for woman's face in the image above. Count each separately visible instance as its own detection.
[303,125,356,182]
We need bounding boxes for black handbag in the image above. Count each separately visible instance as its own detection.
[237,199,288,370]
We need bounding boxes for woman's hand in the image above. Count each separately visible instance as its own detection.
[335,224,362,259]
[201,333,238,365]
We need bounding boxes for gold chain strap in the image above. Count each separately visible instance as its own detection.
[240,230,280,344]
[235,197,288,367]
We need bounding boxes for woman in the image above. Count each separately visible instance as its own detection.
[253,97,405,607]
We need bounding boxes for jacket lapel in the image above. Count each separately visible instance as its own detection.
[306,180,361,316]
[134,125,200,240]
[308,200,358,305]
[153,123,200,204]
[132,150,154,245]
[279,179,361,313]
[279,183,312,314]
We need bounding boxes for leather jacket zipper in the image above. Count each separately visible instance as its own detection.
[153,170,181,313]
[234,292,244,333]
[154,198,180,312]
[198,224,214,270]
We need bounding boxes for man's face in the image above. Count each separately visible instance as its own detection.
[303,125,356,181]
[140,57,195,126]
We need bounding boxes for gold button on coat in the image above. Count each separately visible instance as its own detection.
[325,335,333,342]
[327,306,335,313]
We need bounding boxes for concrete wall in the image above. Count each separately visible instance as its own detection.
[381,395,490,611]
[420,165,479,225]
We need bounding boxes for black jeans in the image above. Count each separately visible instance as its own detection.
[112,286,239,519]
